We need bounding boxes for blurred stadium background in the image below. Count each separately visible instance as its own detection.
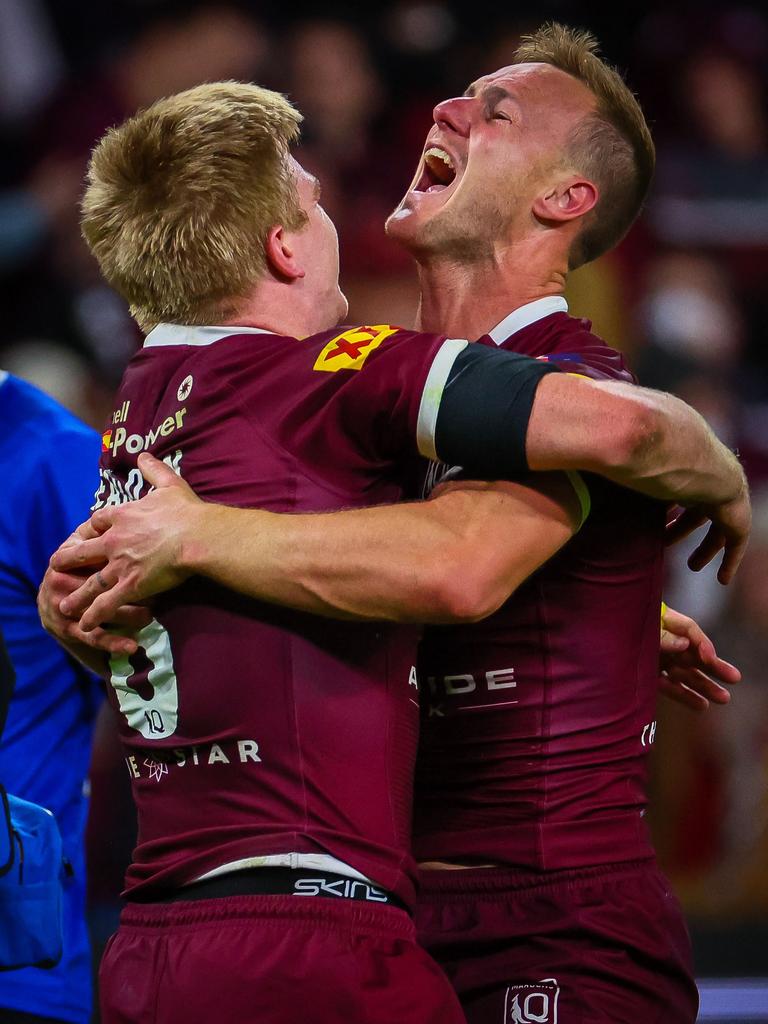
[1,0,766,1017]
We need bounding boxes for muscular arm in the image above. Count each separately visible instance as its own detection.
[54,462,583,631]
[427,346,748,580]
[528,374,745,504]
[183,474,582,623]
[525,374,749,582]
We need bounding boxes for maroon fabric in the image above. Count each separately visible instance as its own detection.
[96,326,449,905]
[99,894,466,1024]
[414,312,667,872]
[415,861,698,1024]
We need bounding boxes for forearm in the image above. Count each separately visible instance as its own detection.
[527,375,745,505]
[603,388,745,504]
[182,481,575,624]
[183,500,475,623]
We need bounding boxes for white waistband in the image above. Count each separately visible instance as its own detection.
[192,852,374,885]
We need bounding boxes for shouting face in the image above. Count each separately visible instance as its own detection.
[386,63,596,261]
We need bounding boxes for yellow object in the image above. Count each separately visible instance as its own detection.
[313,325,399,372]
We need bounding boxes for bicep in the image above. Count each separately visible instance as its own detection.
[428,472,585,595]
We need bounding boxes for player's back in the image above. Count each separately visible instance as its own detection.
[414,308,666,871]
[99,324,444,906]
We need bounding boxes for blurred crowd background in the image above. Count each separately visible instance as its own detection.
[1,0,767,981]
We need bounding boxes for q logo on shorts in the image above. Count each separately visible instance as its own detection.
[504,980,560,1024]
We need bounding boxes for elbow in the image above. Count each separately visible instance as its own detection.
[424,555,511,624]
[597,399,663,473]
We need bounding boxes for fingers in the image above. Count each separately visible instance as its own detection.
[695,653,741,684]
[52,536,110,572]
[110,605,153,630]
[658,675,710,712]
[668,667,732,704]
[80,582,135,633]
[717,534,748,585]
[659,669,732,712]
[72,624,138,656]
[687,523,726,572]
[666,509,707,546]
[660,629,690,654]
[59,520,101,548]
[137,452,183,489]
[59,567,117,619]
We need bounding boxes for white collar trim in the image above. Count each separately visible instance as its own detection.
[144,323,274,348]
[0,370,8,389]
[487,296,569,346]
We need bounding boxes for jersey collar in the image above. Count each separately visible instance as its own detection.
[487,296,569,346]
[0,370,8,390]
[143,323,274,348]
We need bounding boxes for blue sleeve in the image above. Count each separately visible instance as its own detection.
[25,427,101,586]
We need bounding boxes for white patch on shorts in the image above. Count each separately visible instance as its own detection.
[503,979,560,1023]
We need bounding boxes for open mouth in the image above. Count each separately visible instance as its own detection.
[413,146,458,193]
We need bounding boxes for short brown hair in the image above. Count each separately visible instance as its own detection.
[514,23,655,268]
[81,82,305,329]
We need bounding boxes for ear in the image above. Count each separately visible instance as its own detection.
[533,177,598,225]
[264,225,306,282]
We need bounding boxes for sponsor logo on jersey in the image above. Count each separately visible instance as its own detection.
[641,719,657,747]
[102,407,188,458]
[426,667,518,717]
[504,980,560,1023]
[313,324,399,372]
[125,738,262,780]
[293,877,389,903]
[111,399,131,424]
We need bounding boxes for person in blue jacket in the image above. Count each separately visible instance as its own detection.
[0,370,101,1024]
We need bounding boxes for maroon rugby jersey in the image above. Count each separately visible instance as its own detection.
[96,322,472,906]
[413,300,667,871]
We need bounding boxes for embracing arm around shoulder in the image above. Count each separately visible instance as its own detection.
[527,374,745,505]
[526,373,750,582]
[185,472,583,623]
[53,458,583,633]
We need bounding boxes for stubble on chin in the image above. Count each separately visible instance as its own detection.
[389,198,507,263]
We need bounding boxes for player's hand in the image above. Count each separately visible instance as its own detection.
[37,563,150,656]
[50,453,201,631]
[665,484,751,585]
[658,605,740,712]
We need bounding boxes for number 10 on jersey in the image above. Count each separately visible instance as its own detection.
[109,619,179,740]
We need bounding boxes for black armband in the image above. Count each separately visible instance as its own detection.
[434,343,558,475]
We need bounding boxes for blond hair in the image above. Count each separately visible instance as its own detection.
[514,23,655,268]
[81,82,305,329]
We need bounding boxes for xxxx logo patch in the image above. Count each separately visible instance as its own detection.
[313,325,400,372]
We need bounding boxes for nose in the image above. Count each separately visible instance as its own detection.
[432,96,472,137]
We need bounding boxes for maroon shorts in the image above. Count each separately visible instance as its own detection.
[415,859,698,1024]
[99,892,466,1024]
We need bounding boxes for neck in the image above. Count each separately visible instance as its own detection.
[222,279,336,338]
[415,238,568,338]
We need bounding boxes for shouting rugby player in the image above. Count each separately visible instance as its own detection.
[45,31,746,1024]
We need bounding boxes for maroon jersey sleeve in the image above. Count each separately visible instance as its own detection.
[194,325,462,484]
